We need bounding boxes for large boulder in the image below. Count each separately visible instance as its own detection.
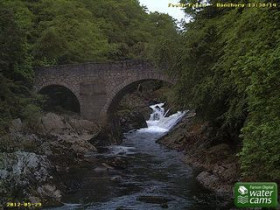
[41,113,71,134]
[0,151,51,183]
[196,171,232,196]
[0,151,53,203]
[118,111,148,133]
[68,118,97,134]
[89,126,117,146]
[39,113,98,135]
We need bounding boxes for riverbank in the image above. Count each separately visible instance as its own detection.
[0,110,149,208]
[0,112,100,207]
[157,111,240,200]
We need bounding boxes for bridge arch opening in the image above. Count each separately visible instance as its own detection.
[106,79,173,118]
[39,85,80,113]
[101,79,174,142]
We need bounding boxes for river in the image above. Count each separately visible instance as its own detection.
[48,103,220,209]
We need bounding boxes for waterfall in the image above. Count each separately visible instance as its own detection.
[138,103,188,133]
[148,103,167,121]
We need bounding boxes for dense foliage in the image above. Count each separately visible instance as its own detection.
[165,1,280,180]
[0,0,40,133]
[0,0,179,133]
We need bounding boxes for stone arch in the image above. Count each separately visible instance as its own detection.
[35,81,80,102]
[100,74,175,119]
[38,84,81,113]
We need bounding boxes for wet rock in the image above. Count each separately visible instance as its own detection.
[89,128,113,147]
[118,111,147,133]
[148,99,160,106]
[107,157,128,169]
[138,196,171,204]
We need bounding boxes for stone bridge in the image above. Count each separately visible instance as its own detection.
[34,60,175,123]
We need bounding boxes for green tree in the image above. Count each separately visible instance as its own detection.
[168,3,280,180]
[31,0,111,65]
[0,0,39,134]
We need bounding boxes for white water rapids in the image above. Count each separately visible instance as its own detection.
[138,103,188,133]
[109,103,187,155]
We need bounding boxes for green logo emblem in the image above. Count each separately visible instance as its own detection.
[234,182,278,208]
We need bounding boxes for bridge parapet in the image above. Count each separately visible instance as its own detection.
[36,60,155,73]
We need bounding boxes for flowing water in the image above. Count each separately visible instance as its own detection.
[49,103,220,210]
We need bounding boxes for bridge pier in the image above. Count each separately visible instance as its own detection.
[80,95,107,122]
